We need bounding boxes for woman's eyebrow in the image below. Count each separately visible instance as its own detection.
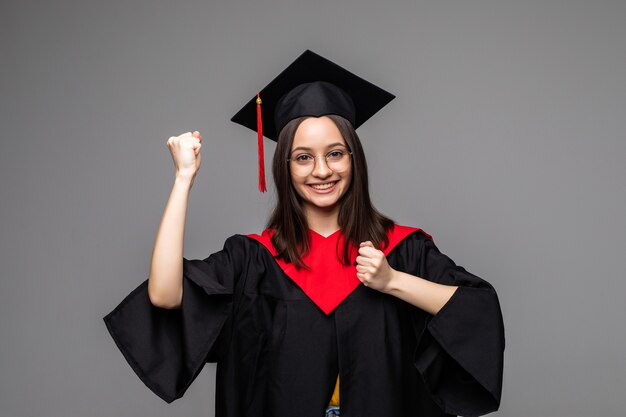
[291,143,347,152]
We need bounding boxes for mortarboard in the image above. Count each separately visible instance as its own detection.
[231,49,395,192]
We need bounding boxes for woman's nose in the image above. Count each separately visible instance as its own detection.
[311,155,332,178]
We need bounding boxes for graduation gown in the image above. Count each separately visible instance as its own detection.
[103,225,504,417]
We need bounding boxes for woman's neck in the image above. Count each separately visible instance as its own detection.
[304,205,341,237]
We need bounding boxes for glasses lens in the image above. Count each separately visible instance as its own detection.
[326,150,349,170]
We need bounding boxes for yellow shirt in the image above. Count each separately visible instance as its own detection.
[329,375,340,406]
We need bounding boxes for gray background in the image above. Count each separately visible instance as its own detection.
[1,0,625,416]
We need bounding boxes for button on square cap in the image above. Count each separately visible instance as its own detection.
[231,50,395,142]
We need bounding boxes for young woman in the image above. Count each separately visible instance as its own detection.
[104,51,504,417]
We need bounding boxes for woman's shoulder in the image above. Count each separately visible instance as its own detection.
[388,224,431,238]
[386,224,432,249]
[218,231,278,259]
[199,233,271,262]
[221,232,267,248]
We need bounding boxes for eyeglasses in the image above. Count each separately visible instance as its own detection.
[288,147,353,176]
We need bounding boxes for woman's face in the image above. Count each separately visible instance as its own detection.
[289,116,352,215]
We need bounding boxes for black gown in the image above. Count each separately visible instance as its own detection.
[103,227,504,417]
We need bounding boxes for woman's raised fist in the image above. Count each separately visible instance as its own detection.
[166,131,203,181]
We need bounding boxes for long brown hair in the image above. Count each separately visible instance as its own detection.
[266,114,394,268]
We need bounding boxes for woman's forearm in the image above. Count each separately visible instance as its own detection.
[147,175,194,309]
[384,270,458,315]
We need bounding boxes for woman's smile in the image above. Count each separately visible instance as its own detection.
[308,181,338,191]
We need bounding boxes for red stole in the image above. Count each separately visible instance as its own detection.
[247,225,431,314]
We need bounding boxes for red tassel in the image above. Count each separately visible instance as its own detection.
[256,92,267,192]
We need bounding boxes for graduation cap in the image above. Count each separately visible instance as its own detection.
[231,49,395,192]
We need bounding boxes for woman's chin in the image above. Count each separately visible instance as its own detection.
[302,194,342,212]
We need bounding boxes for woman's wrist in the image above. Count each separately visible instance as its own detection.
[174,172,196,187]
[382,268,402,294]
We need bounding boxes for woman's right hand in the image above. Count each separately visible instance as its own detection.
[166,131,203,181]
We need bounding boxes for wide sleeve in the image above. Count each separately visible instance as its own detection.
[102,236,246,403]
[401,234,505,416]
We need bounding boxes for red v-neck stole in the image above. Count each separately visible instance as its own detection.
[247,225,430,314]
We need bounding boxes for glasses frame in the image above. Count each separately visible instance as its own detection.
[287,148,353,175]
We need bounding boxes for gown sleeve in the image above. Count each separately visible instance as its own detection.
[103,236,245,403]
[405,234,505,416]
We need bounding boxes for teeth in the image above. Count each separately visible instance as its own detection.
[310,182,336,190]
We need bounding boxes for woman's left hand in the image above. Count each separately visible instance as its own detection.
[356,241,396,292]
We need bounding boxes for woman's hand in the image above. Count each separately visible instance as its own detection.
[166,131,203,182]
[356,241,396,292]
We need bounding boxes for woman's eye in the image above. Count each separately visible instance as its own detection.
[327,150,344,159]
[295,154,313,162]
